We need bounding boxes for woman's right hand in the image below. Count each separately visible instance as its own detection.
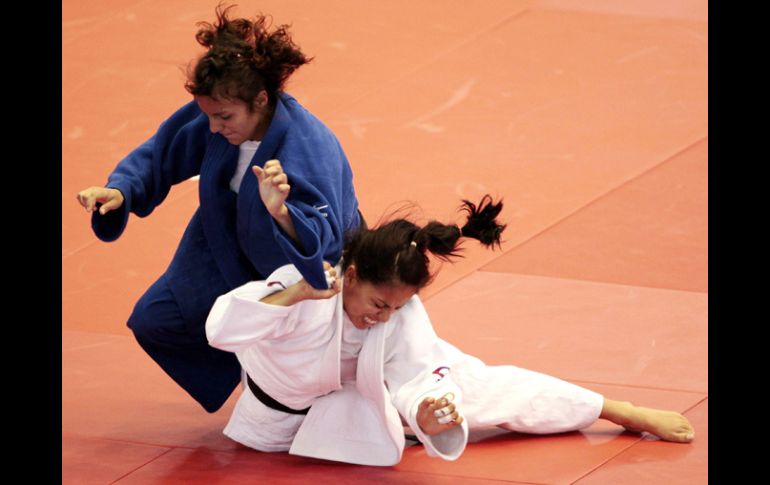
[77,187,125,215]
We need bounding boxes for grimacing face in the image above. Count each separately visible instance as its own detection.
[195,92,269,145]
[341,265,418,330]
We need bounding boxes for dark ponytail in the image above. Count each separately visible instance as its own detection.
[185,3,311,107]
[342,195,506,289]
[459,194,505,247]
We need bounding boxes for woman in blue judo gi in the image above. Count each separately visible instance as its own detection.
[76,5,361,413]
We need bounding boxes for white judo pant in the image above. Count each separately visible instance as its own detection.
[224,374,305,452]
[223,360,604,453]
[451,356,604,434]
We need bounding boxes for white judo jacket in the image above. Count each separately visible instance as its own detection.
[206,264,469,466]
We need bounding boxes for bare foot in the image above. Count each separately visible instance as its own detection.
[601,399,694,443]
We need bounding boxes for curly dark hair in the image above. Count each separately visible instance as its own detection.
[184,3,311,109]
[342,195,506,289]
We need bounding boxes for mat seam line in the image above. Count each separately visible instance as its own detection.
[108,446,175,484]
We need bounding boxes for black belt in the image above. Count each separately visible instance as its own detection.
[246,374,311,415]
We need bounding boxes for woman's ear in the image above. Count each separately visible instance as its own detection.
[343,265,357,286]
[254,90,269,110]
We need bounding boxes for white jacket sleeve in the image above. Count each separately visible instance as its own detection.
[205,264,305,352]
[384,297,469,460]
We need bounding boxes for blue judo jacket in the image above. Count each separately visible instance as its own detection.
[91,93,360,325]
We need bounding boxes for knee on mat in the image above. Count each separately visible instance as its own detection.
[126,305,153,339]
[126,295,171,340]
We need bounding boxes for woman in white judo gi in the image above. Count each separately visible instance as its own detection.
[206,180,694,466]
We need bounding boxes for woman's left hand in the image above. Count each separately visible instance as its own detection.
[252,159,290,218]
[259,262,340,306]
[295,261,341,299]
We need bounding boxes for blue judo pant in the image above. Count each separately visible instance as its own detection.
[127,273,241,413]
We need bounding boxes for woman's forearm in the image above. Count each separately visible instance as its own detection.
[272,204,302,248]
[259,281,307,306]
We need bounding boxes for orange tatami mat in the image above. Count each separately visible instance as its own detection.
[62,435,172,485]
[481,138,708,292]
[329,5,707,297]
[574,399,708,485]
[63,330,238,451]
[423,271,707,393]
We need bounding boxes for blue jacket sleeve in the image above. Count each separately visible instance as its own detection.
[270,142,357,290]
[92,102,211,242]
[238,97,360,290]
[273,196,342,289]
